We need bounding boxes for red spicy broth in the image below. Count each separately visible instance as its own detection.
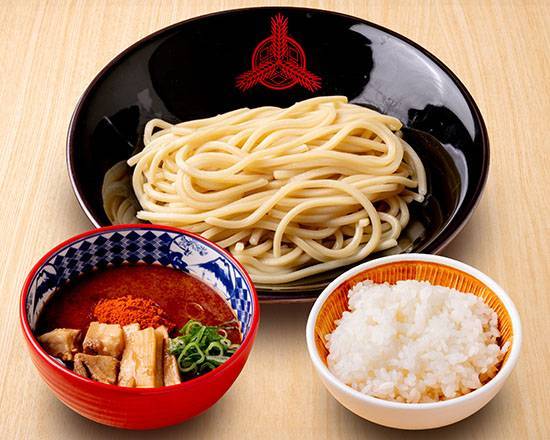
[36,264,241,343]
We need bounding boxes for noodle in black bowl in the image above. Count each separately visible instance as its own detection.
[67,7,489,302]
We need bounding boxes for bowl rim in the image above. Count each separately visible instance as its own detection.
[66,6,490,302]
[20,224,260,394]
[306,253,522,410]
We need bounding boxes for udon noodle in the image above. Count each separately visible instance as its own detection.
[102,161,139,225]
[127,96,427,284]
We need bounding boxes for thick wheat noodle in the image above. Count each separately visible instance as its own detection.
[249,228,265,246]
[127,96,427,284]
[101,161,139,225]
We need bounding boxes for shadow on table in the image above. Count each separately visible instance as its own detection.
[52,375,505,440]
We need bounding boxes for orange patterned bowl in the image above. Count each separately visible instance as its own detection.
[306,254,521,430]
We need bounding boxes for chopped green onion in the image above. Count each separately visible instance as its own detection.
[169,319,241,379]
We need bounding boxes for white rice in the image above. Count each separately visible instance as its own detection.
[326,280,508,403]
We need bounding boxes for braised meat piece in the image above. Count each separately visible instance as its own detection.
[83,322,124,358]
[73,353,119,384]
[38,328,81,361]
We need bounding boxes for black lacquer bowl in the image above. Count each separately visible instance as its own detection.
[67,7,489,302]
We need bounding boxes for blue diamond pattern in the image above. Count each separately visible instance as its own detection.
[93,236,107,246]
[26,228,255,336]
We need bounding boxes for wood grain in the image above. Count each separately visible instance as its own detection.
[0,1,548,438]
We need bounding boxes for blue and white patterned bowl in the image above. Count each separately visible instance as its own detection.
[20,225,259,429]
[25,225,257,335]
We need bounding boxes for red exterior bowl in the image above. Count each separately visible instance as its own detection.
[20,225,259,429]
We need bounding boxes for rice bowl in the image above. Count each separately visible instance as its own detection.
[306,254,521,430]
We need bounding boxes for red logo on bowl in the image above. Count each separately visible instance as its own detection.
[236,14,321,92]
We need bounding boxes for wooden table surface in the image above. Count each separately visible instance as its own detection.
[1,1,548,438]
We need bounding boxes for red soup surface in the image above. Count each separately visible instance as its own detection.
[36,264,241,343]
